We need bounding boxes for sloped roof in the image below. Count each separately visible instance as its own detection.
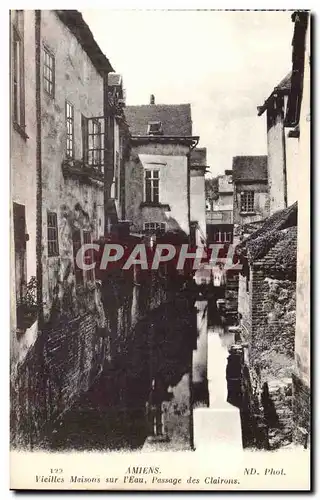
[276,72,292,92]
[257,72,292,116]
[125,104,192,136]
[56,10,114,74]
[190,147,207,166]
[232,155,268,182]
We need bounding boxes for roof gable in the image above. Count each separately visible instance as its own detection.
[56,10,114,75]
[125,104,192,137]
[257,72,292,116]
[232,155,268,182]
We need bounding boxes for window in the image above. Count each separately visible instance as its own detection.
[43,46,55,97]
[88,119,102,168]
[82,116,105,171]
[240,191,254,213]
[65,101,74,158]
[12,10,25,128]
[147,121,163,135]
[213,231,232,244]
[47,212,59,257]
[83,231,95,282]
[145,169,159,203]
[144,222,166,235]
[72,229,83,285]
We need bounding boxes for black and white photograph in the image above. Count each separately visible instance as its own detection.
[9,8,311,491]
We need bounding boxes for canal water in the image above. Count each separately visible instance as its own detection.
[193,300,243,451]
[48,295,243,452]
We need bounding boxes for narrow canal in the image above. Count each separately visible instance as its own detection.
[193,300,243,451]
[47,295,244,452]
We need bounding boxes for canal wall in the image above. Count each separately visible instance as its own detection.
[238,270,296,449]
[11,264,195,449]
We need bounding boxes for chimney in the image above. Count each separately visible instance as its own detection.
[150,94,155,105]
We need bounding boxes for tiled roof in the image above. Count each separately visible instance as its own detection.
[125,104,192,137]
[232,155,268,182]
[257,72,292,116]
[108,73,122,87]
[275,72,292,92]
[190,147,207,166]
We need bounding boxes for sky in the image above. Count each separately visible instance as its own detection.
[82,10,294,177]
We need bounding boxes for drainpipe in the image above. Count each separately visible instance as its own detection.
[35,10,43,329]
[281,96,288,208]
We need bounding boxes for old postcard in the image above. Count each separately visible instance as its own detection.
[9,9,311,491]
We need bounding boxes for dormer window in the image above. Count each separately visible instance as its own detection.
[147,121,163,136]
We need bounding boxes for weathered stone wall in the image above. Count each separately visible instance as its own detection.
[294,18,311,445]
[10,312,107,449]
[40,10,105,321]
[285,133,299,207]
[292,373,310,447]
[10,10,38,368]
[233,182,269,226]
[238,261,296,449]
[266,110,287,215]
[11,265,192,449]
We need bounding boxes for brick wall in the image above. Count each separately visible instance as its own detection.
[238,259,296,449]
[11,313,106,449]
[11,264,189,449]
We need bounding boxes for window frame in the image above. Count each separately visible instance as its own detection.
[65,100,74,159]
[11,10,25,130]
[240,191,255,213]
[88,118,102,168]
[47,211,59,257]
[43,45,55,98]
[144,222,166,235]
[147,121,163,135]
[144,169,160,204]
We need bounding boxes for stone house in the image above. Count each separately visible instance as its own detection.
[255,11,310,447]
[9,9,123,448]
[206,170,234,245]
[10,10,38,367]
[257,73,300,213]
[124,96,203,246]
[286,10,310,447]
[40,10,118,326]
[232,155,269,244]
[237,202,297,449]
